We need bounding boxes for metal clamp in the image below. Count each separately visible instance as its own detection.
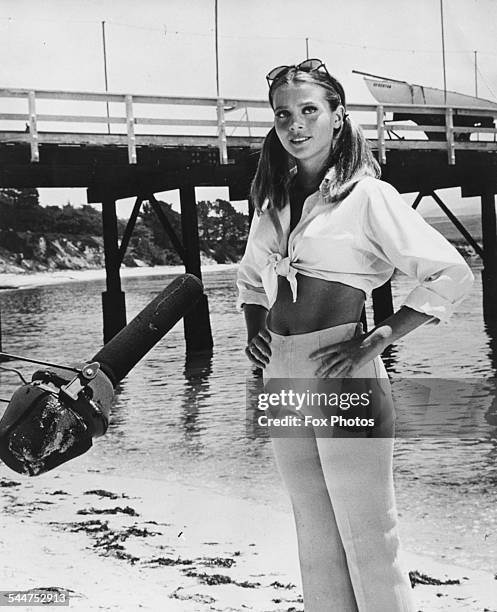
[60,362,100,401]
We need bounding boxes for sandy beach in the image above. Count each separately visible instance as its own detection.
[0,263,239,291]
[1,463,496,612]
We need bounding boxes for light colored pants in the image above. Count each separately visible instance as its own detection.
[263,322,415,612]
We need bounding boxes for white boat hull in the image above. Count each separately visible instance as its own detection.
[364,77,497,111]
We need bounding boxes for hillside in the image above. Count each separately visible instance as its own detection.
[0,190,248,273]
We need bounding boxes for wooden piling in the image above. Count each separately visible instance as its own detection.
[372,281,394,325]
[0,305,5,361]
[101,196,127,342]
[179,183,213,353]
[481,190,497,324]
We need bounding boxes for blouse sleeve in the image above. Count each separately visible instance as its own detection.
[236,212,270,310]
[362,180,474,324]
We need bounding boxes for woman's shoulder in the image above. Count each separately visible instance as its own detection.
[352,176,407,212]
[354,176,401,198]
[348,177,419,233]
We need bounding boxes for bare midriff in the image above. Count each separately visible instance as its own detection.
[267,274,365,335]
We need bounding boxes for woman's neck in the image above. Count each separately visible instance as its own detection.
[294,168,326,194]
[295,152,331,190]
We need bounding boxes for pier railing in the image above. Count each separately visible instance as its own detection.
[0,88,496,165]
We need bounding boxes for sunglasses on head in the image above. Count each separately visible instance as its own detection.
[266,58,330,87]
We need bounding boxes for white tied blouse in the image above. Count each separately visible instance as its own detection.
[236,175,474,323]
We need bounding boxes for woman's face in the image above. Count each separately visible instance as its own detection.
[272,81,343,173]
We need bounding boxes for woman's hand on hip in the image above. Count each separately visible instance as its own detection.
[245,329,272,369]
[309,333,385,377]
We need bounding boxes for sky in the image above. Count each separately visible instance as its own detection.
[1,0,496,217]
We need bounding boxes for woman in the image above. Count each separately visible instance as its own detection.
[236,59,473,612]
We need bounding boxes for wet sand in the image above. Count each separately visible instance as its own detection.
[1,466,496,611]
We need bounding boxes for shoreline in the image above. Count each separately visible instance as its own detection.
[0,258,481,292]
[0,263,239,290]
[1,465,496,611]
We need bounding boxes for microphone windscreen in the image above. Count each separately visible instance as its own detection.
[91,274,203,384]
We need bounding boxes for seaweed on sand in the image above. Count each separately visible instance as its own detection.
[76,506,139,516]
[84,489,129,500]
[146,557,195,567]
[182,570,261,588]
[409,570,461,587]
[55,520,158,565]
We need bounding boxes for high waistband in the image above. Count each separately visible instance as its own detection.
[268,321,361,342]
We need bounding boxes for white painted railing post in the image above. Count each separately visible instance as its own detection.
[445,107,455,165]
[245,106,252,138]
[376,105,386,165]
[28,91,39,163]
[125,95,137,164]
[216,98,228,165]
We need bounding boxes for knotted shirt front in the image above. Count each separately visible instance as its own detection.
[236,175,474,324]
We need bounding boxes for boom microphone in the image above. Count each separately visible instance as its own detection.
[0,274,203,476]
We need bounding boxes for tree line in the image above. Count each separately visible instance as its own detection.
[0,188,249,265]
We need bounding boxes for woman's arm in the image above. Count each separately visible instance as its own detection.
[236,211,272,368]
[243,304,271,369]
[360,180,474,325]
[243,304,269,342]
[236,212,271,311]
[364,305,434,352]
[311,179,474,377]
[311,306,432,377]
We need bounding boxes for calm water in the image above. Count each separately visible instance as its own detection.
[1,264,496,572]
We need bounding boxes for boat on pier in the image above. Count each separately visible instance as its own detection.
[355,70,497,141]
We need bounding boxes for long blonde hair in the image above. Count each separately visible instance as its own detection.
[250,68,380,211]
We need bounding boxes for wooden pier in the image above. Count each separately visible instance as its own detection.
[0,87,496,349]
